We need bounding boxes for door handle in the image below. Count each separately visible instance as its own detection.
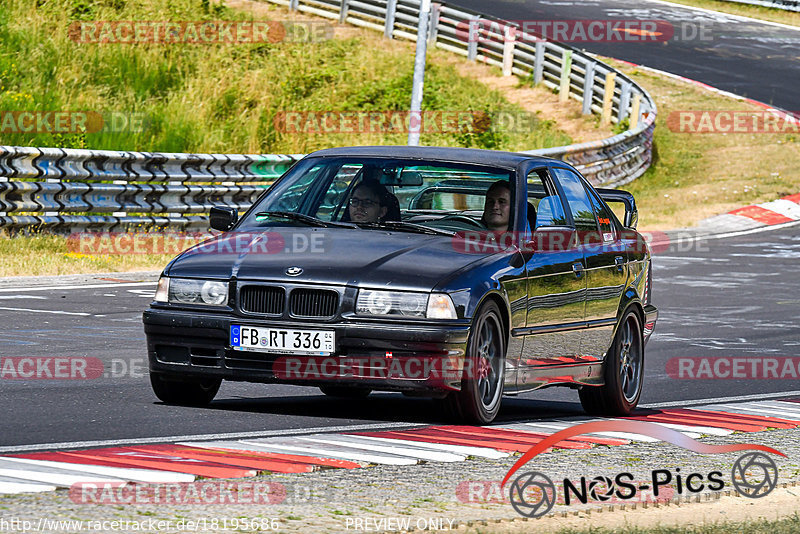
[614,256,625,272]
[572,262,584,278]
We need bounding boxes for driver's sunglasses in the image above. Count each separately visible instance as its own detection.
[349,197,378,208]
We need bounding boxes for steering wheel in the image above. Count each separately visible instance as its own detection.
[437,214,485,229]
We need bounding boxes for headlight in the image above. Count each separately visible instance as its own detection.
[356,290,456,319]
[167,278,229,306]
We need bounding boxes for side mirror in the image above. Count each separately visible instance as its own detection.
[209,206,238,231]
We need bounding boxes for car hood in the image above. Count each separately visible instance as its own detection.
[165,227,496,290]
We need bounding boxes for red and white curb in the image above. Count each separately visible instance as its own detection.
[699,193,800,232]
[2,399,800,495]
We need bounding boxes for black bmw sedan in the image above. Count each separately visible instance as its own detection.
[143,146,657,424]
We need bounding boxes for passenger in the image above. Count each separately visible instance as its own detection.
[349,180,389,223]
[481,180,512,233]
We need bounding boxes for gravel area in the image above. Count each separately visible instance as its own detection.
[1,427,798,533]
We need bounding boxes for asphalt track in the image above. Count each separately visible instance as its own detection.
[450,0,800,110]
[1,224,799,448]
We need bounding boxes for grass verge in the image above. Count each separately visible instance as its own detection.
[0,0,573,152]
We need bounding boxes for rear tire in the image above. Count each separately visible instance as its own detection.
[150,372,221,406]
[439,300,505,424]
[579,308,644,415]
[319,385,371,398]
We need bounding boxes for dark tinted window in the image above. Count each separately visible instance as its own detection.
[551,167,598,231]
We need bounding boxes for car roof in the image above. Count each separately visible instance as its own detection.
[305,146,559,169]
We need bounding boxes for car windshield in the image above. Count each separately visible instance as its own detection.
[238,157,516,233]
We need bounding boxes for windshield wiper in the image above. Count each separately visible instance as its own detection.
[383,221,455,236]
[254,211,356,228]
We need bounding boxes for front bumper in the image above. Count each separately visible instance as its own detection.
[143,308,470,392]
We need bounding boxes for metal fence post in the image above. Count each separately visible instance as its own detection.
[428,2,441,47]
[289,0,299,10]
[408,0,432,146]
[467,16,480,61]
[339,0,350,24]
[558,50,573,102]
[630,93,642,129]
[582,60,596,115]
[502,25,516,77]
[602,72,617,126]
[385,0,398,39]
[533,41,544,84]
[618,80,632,122]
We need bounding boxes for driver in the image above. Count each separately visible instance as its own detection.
[481,180,511,233]
[349,180,389,223]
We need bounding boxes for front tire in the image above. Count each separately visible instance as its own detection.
[150,372,221,406]
[579,308,644,415]
[440,300,505,424]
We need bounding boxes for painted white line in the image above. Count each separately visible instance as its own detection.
[0,306,92,316]
[696,404,800,421]
[629,421,722,437]
[0,296,47,300]
[0,422,428,454]
[341,434,507,459]
[641,390,800,408]
[0,466,124,488]
[295,435,463,462]
[754,400,800,413]
[0,282,156,293]
[174,440,363,464]
[236,440,418,466]
[0,476,57,494]
[646,0,800,31]
[0,457,194,484]
[553,418,706,439]
[519,421,660,442]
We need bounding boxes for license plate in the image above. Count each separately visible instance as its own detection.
[230,325,335,355]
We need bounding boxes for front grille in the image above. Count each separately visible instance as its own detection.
[290,288,338,317]
[240,285,285,314]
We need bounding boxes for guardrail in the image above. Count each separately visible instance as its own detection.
[717,0,799,11]
[0,0,656,232]
[0,149,301,231]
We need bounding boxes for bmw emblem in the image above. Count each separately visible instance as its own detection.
[285,266,303,276]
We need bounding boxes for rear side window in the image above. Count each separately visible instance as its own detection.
[551,167,598,231]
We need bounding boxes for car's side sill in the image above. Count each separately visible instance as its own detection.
[511,317,616,337]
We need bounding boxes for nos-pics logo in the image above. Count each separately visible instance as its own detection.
[501,420,784,518]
